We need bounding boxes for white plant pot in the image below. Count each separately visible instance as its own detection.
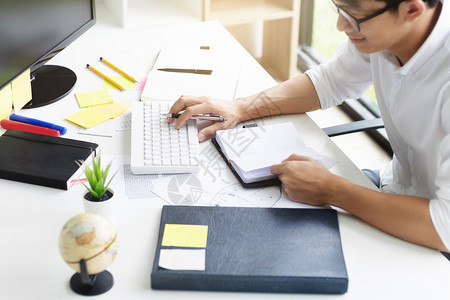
[83,189,114,221]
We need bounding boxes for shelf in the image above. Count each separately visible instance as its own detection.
[204,0,295,26]
[202,0,299,81]
[95,0,299,80]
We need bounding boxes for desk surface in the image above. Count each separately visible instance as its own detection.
[0,19,449,300]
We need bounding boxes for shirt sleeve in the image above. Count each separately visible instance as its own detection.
[430,81,450,250]
[305,41,373,109]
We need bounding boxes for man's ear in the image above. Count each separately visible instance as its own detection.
[400,0,425,22]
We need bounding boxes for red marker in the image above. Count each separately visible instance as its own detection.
[1,119,60,137]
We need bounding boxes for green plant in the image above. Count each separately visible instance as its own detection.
[77,153,116,200]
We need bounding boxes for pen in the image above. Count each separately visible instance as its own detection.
[99,57,138,83]
[9,113,67,135]
[1,119,60,137]
[162,113,227,122]
[86,64,126,91]
[157,68,213,75]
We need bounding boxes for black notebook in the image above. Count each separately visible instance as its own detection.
[212,137,280,188]
[0,129,98,190]
[151,205,348,294]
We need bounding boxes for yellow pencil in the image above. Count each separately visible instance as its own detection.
[86,64,125,91]
[99,57,138,83]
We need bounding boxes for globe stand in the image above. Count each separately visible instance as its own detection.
[69,259,114,296]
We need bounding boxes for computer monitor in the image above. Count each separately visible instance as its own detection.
[0,0,96,109]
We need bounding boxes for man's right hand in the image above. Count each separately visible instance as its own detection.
[168,95,242,142]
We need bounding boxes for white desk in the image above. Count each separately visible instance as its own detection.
[0,20,449,300]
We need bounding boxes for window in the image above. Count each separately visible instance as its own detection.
[298,0,390,153]
[312,0,347,60]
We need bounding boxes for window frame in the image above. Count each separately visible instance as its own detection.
[297,0,392,155]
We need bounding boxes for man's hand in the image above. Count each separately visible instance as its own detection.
[169,95,242,142]
[270,154,342,206]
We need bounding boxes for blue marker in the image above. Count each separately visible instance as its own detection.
[9,113,67,135]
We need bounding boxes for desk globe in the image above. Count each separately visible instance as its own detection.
[59,213,119,295]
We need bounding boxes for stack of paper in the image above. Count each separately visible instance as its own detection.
[141,47,242,102]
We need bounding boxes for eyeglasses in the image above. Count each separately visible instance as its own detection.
[328,0,401,32]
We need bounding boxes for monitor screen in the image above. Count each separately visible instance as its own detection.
[0,0,96,108]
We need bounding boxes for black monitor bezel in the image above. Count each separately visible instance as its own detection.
[0,0,96,91]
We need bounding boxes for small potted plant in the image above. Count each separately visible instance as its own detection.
[77,153,117,220]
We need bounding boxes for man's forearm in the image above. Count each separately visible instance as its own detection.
[235,74,321,122]
[333,178,448,251]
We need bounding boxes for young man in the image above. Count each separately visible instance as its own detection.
[168,0,449,252]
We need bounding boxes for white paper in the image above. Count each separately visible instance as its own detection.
[234,147,323,172]
[141,47,242,102]
[141,71,238,101]
[117,111,131,131]
[153,47,242,78]
[216,123,306,160]
[158,249,206,271]
[78,118,119,137]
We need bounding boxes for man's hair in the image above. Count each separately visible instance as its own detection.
[377,0,440,9]
[344,0,441,10]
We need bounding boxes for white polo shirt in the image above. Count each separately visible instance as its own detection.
[306,0,450,249]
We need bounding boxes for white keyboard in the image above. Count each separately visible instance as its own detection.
[130,101,200,174]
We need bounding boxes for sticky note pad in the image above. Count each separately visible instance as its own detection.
[11,69,32,112]
[95,101,131,118]
[162,224,208,248]
[159,249,206,271]
[65,107,111,128]
[101,76,136,91]
[75,90,114,108]
[0,84,13,120]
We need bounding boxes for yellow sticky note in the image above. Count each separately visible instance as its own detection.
[0,84,13,120]
[75,90,114,108]
[162,224,208,248]
[65,107,111,128]
[101,76,135,91]
[95,101,131,118]
[11,69,32,112]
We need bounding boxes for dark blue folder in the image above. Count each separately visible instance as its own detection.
[151,205,348,294]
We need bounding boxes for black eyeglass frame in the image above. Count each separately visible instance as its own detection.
[328,0,403,31]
